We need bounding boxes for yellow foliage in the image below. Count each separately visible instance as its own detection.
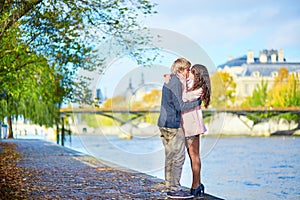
[210,71,236,108]
[268,72,300,107]
[142,89,161,108]
[102,95,126,108]
[274,67,288,85]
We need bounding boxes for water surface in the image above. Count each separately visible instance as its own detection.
[18,133,300,199]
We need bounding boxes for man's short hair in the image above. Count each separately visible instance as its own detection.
[171,58,191,74]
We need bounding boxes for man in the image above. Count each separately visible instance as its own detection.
[158,58,202,199]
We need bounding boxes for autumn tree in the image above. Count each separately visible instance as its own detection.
[268,72,300,107]
[285,73,300,106]
[102,96,127,109]
[210,70,236,108]
[140,89,161,108]
[274,67,289,85]
[141,89,161,124]
[240,67,300,108]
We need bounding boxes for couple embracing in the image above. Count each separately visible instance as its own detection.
[158,58,211,199]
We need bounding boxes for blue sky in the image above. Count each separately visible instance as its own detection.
[143,0,300,66]
[96,0,300,98]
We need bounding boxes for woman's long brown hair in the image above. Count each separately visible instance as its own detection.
[189,64,211,108]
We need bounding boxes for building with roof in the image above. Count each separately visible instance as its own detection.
[217,49,300,105]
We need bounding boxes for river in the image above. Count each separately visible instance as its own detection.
[17,133,300,200]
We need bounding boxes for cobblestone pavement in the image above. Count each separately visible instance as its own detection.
[0,139,168,199]
[0,139,224,200]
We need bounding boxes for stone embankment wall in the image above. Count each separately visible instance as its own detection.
[205,112,300,136]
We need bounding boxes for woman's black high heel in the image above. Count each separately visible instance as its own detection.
[190,184,205,196]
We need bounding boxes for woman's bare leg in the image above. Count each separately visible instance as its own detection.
[186,135,201,189]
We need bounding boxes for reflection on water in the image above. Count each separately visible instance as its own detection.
[18,133,300,200]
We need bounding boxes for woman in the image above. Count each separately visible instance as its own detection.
[181,64,211,196]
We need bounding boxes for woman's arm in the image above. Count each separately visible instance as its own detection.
[170,76,201,111]
[183,88,203,102]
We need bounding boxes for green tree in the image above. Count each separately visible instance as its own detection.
[0,0,156,138]
[242,80,268,107]
[0,26,64,138]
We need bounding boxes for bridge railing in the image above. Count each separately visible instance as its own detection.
[60,106,300,114]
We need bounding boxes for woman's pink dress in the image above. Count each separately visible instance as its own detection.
[181,79,207,137]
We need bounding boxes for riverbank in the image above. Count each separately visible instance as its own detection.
[7,113,300,141]
[0,139,224,199]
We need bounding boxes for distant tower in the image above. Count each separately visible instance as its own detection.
[125,78,134,100]
[135,73,148,101]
